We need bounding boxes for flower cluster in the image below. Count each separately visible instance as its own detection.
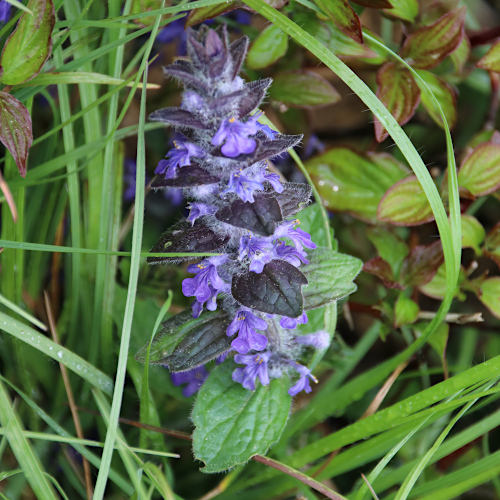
[150,25,328,397]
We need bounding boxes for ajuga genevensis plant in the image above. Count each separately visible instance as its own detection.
[136,24,362,472]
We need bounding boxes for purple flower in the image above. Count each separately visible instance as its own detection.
[0,0,11,23]
[273,241,309,267]
[156,15,188,55]
[182,256,227,303]
[187,203,217,225]
[256,122,278,139]
[238,234,274,273]
[155,139,205,179]
[212,118,258,158]
[295,331,330,349]
[274,220,317,253]
[263,172,284,193]
[280,311,308,329]
[232,351,272,390]
[216,350,231,364]
[171,365,209,397]
[304,134,325,159]
[227,309,268,354]
[123,159,149,202]
[191,283,222,318]
[222,170,264,203]
[288,362,317,396]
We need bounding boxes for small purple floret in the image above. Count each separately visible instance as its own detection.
[222,170,264,203]
[273,241,309,267]
[280,311,308,330]
[295,331,330,349]
[187,203,217,225]
[171,365,209,397]
[227,309,268,354]
[232,351,272,390]
[212,118,258,158]
[274,221,317,253]
[155,139,205,179]
[288,362,317,396]
[238,234,274,273]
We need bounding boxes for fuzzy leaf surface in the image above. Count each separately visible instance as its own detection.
[302,247,362,309]
[246,25,288,69]
[0,0,55,85]
[192,361,291,473]
[315,0,363,44]
[274,183,313,218]
[232,260,308,318]
[269,70,340,109]
[135,309,232,371]
[151,164,219,188]
[307,148,408,223]
[400,7,465,69]
[0,92,33,177]
[374,63,420,142]
[377,176,434,226]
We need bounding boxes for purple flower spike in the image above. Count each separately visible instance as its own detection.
[187,203,217,225]
[232,351,272,390]
[295,331,330,349]
[238,234,274,273]
[227,309,268,354]
[275,220,317,252]
[273,241,309,267]
[171,365,209,397]
[280,311,308,330]
[211,118,258,158]
[288,362,318,396]
[182,256,227,303]
[222,170,264,203]
[155,139,205,179]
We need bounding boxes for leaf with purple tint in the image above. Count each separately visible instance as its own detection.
[215,195,283,236]
[400,240,444,287]
[147,223,229,264]
[0,0,55,85]
[232,260,308,318]
[237,79,272,118]
[484,222,500,269]
[269,70,341,109]
[149,107,207,129]
[400,7,465,69]
[252,134,303,163]
[135,309,232,371]
[151,164,219,189]
[0,92,33,177]
[377,176,434,226]
[274,183,313,217]
[315,0,363,44]
[374,63,420,142]
[302,248,363,309]
[164,61,210,93]
[363,257,404,290]
[229,36,249,79]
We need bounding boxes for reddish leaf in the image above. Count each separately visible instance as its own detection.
[457,141,500,197]
[477,39,500,73]
[363,257,404,289]
[477,278,500,319]
[374,63,421,142]
[0,92,33,177]
[186,3,242,27]
[352,0,392,7]
[400,7,466,69]
[484,222,500,269]
[377,176,434,226]
[315,0,363,44]
[401,240,444,287]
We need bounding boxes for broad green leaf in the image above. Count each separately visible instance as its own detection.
[416,69,457,128]
[451,35,471,74]
[394,294,419,328]
[135,309,232,371]
[383,0,418,22]
[0,91,32,177]
[315,0,363,44]
[401,241,444,287]
[192,361,291,472]
[307,148,408,223]
[246,25,288,70]
[269,70,340,109]
[186,3,240,27]
[302,247,363,310]
[426,321,449,362]
[461,214,485,254]
[400,7,466,69]
[374,63,420,142]
[366,227,408,278]
[377,176,434,226]
[419,263,465,300]
[457,141,500,197]
[298,202,334,250]
[0,0,55,85]
[477,39,500,72]
[478,278,500,319]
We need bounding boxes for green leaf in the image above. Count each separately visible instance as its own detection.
[131,0,166,26]
[352,0,392,7]
[378,176,434,226]
[135,309,232,371]
[477,39,500,72]
[426,321,449,362]
[415,69,457,128]
[374,63,420,142]
[0,91,32,177]
[246,25,288,70]
[383,0,418,22]
[394,294,419,328]
[269,70,340,109]
[363,257,404,289]
[419,263,465,300]
[0,0,55,85]
[367,227,408,278]
[451,35,471,74]
[461,214,485,254]
[307,147,408,223]
[186,2,240,28]
[400,7,466,69]
[484,222,500,268]
[457,141,500,197]
[298,203,334,250]
[192,361,291,473]
[302,247,363,310]
[315,0,363,44]
[478,278,500,319]
[142,463,174,500]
